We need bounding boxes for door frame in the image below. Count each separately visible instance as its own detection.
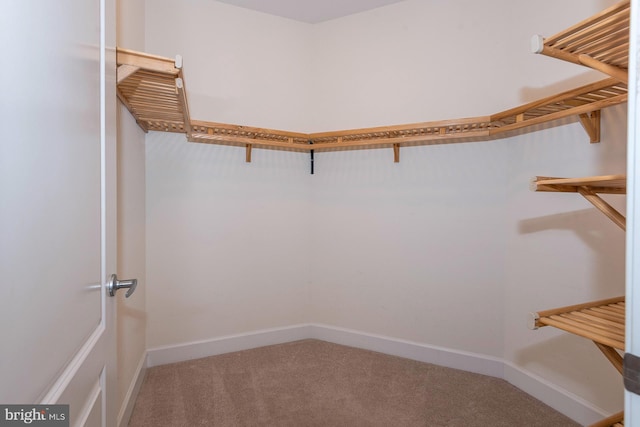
[626,0,640,424]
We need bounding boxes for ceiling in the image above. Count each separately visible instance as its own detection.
[214,0,407,23]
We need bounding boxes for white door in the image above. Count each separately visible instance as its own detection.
[0,0,117,426]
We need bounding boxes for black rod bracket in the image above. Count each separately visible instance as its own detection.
[309,140,314,175]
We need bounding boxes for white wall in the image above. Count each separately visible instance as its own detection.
[116,0,147,423]
[144,0,313,348]
[503,107,627,414]
[144,0,314,131]
[145,135,312,346]
[308,0,615,131]
[308,143,509,357]
[308,0,625,414]
[142,0,626,418]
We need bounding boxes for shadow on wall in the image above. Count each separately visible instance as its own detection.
[516,206,624,412]
[518,206,625,296]
[518,207,624,251]
[518,70,606,105]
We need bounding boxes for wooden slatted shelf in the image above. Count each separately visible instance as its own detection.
[307,78,626,151]
[189,120,311,152]
[530,296,625,351]
[489,78,625,144]
[116,48,626,158]
[306,116,495,151]
[115,0,630,162]
[529,295,626,426]
[532,174,626,194]
[532,0,629,83]
[116,48,191,135]
[532,175,626,230]
[532,175,626,426]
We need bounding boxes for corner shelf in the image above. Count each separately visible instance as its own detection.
[116,56,627,161]
[116,48,191,135]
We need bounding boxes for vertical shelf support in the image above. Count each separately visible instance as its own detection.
[175,77,192,135]
[393,144,400,163]
[246,144,252,163]
[174,55,192,137]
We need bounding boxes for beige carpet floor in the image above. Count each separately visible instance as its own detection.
[128,339,579,426]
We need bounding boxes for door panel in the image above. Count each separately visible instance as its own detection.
[0,1,116,425]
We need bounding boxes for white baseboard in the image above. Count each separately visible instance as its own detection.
[117,353,147,427]
[146,324,313,367]
[503,362,609,426]
[307,324,505,378]
[144,323,611,424]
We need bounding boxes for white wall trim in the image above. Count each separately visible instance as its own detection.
[144,324,612,424]
[307,324,504,378]
[146,324,314,367]
[503,361,608,426]
[117,353,147,427]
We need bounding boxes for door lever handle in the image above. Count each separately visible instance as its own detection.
[107,274,138,298]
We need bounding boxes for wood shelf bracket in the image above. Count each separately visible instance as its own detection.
[595,342,624,375]
[393,144,400,163]
[246,144,252,163]
[578,54,628,84]
[577,186,626,230]
[578,110,601,143]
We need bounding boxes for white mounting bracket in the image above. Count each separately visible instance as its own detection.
[527,312,540,330]
[530,35,545,54]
